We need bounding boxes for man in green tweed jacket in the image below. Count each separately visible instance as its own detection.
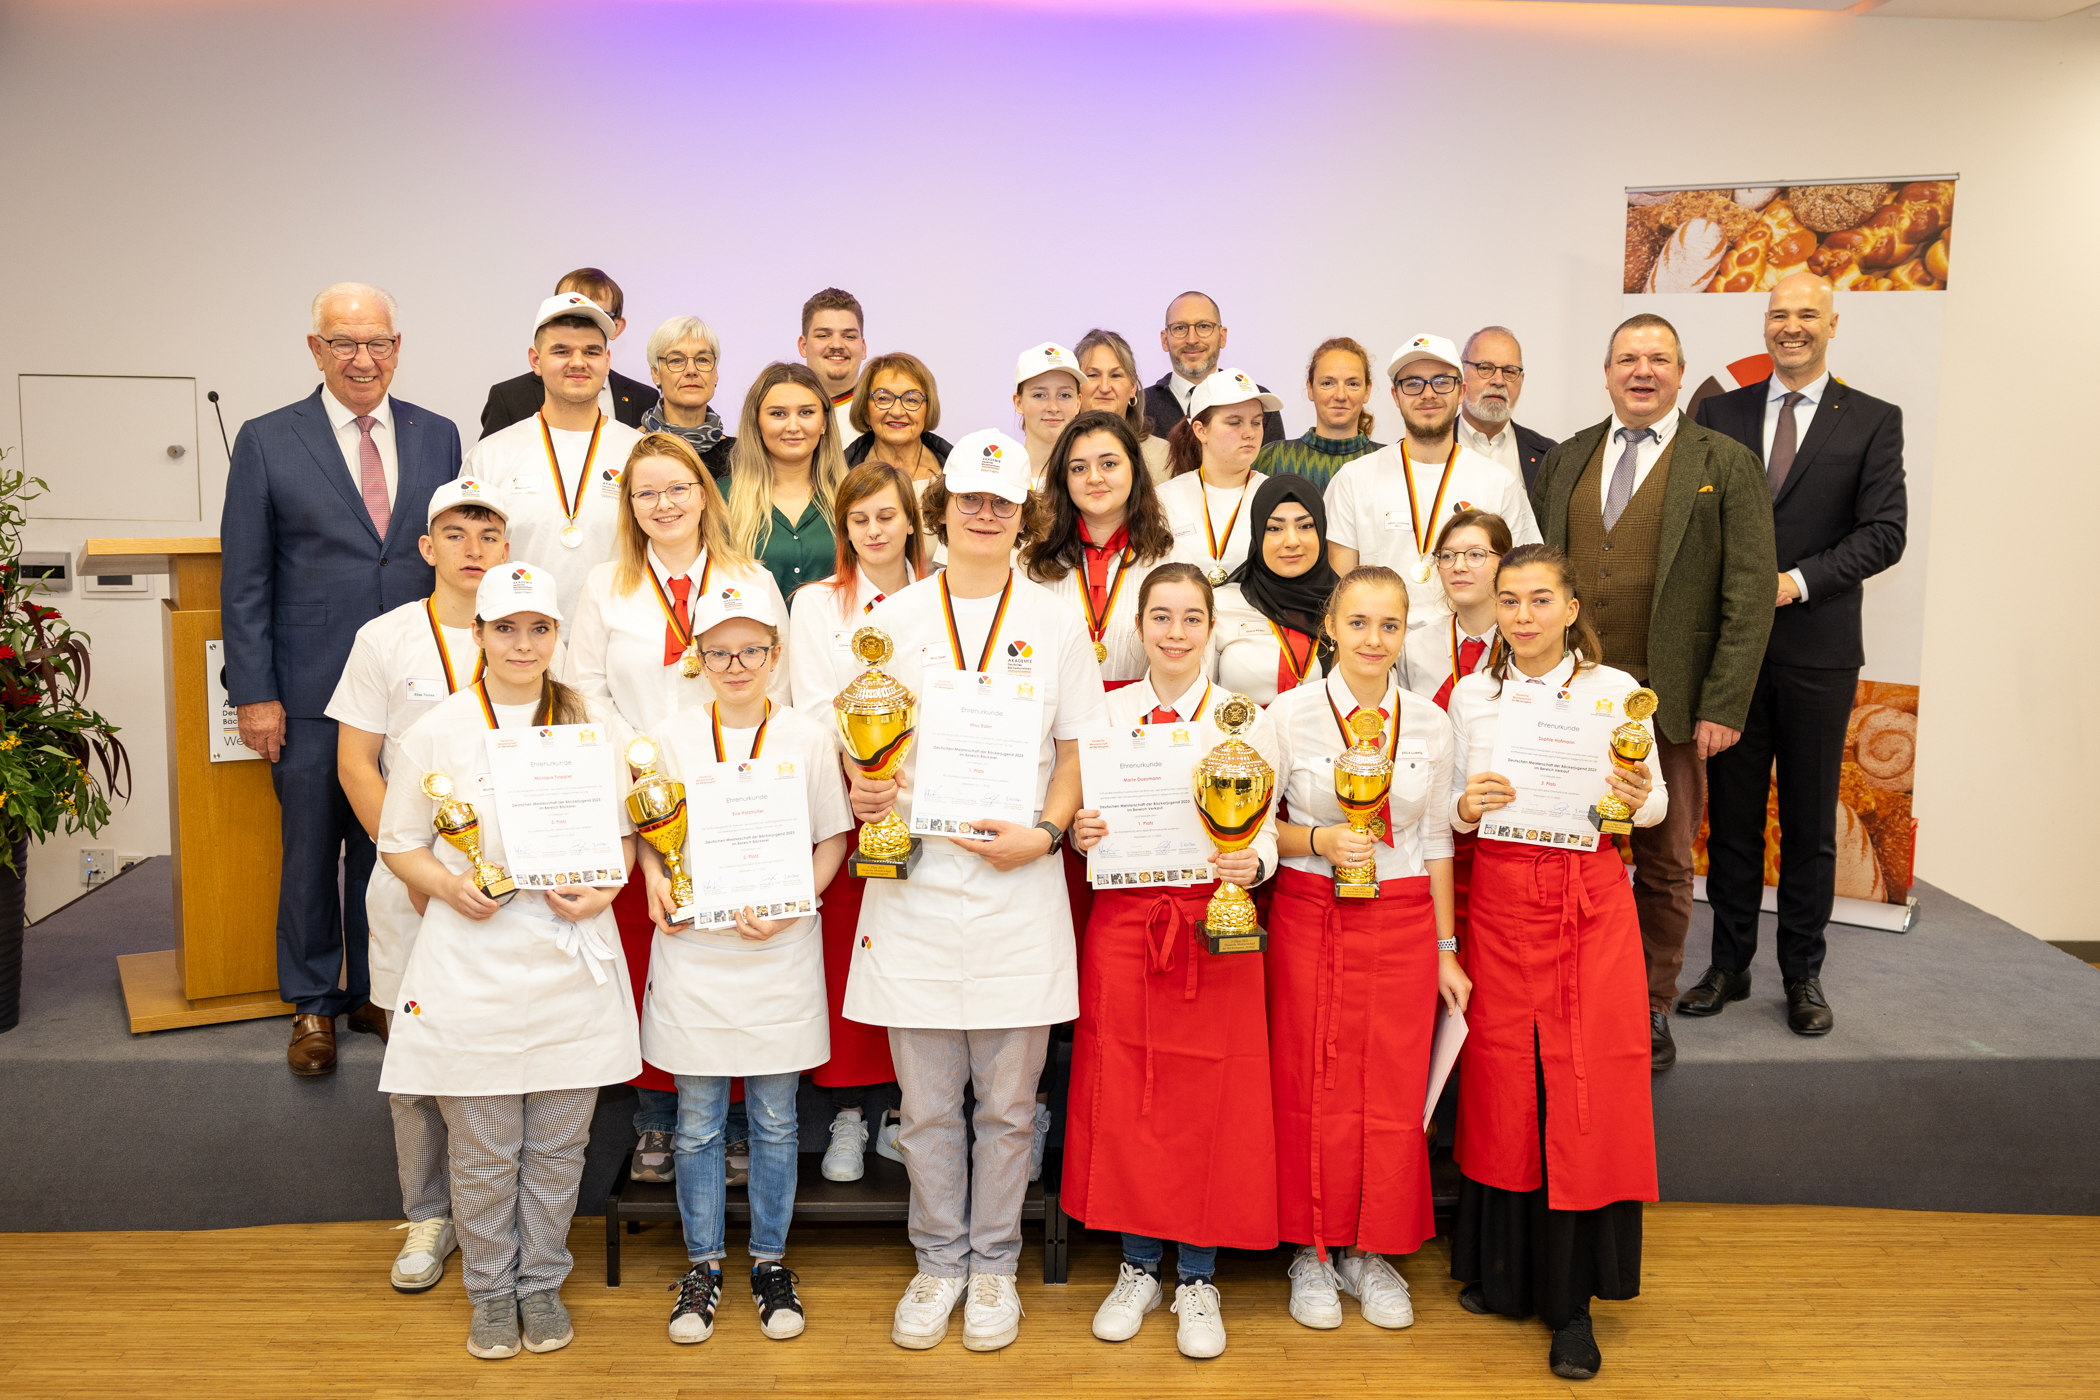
[1530,314,1775,1072]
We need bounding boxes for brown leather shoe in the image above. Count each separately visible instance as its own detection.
[346,1000,389,1043]
[288,1014,338,1076]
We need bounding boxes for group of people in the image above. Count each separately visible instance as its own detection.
[217,267,1906,1378]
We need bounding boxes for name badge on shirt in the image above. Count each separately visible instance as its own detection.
[1382,509,1407,531]
[506,473,539,495]
[833,629,853,654]
[1396,739,1429,768]
[1171,521,1197,540]
[474,772,497,799]
[598,471,623,499]
[919,643,954,670]
[404,677,445,703]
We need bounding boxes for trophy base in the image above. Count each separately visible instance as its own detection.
[667,903,697,929]
[478,873,518,905]
[850,837,923,881]
[1587,804,1634,837]
[1199,922,1268,955]
[1334,874,1380,901]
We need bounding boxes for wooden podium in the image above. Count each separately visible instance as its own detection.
[79,539,292,1032]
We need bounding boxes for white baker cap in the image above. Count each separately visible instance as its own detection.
[944,428,1033,504]
[1187,367,1283,418]
[475,561,564,625]
[1387,333,1462,381]
[534,291,616,339]
[425,475,510,528]
[1013,341,1086,391]
[690,578,782,639]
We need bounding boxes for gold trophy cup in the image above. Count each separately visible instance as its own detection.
[420,772,517,904]
[833,626,924,880]
[625,736,695,925]
[1193,693,1276,954]
[1331,709,1394,900]
[1589,688,1660,837]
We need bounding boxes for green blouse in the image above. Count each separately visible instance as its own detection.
[1254,430,1383,490]
[758,501,835,603]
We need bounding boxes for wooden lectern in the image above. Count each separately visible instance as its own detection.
[78,539,291,1033]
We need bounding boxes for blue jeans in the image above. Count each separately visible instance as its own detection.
[674,1072,799,1262]
[638,1085,747,1144]
[1123,1233,1218,1281]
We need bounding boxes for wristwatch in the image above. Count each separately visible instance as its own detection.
[1437,936,1459,953]
[1035,819,1066,854]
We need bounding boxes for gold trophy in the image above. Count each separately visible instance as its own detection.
[625,736,695,926]
[1589,688,1660,837]
[1331,709,1394,900]
[1193,693,1275,954]
[420,772,516,904]
[833,626,924,880]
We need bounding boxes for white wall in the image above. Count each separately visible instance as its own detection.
[1,0,2093,935]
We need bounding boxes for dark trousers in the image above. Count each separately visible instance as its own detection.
[1705,662,1857,985]
[1630,734,1704,1013]
[270,715,373,1016]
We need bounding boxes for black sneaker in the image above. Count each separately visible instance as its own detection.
[1549,1302,1602,1380]
[753,1261,806,1340]
[668,1264,722,1344]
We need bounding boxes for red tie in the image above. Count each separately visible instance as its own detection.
[1433,636,1489,711]
[1351,705,1396,848]
[664,573,692,666]
[352,415,390,539]
[1148,705,1177,725]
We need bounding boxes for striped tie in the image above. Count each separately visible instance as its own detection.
[353,415,390,538]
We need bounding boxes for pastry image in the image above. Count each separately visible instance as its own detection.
[1832,802,1888,903]
[1788,182,1892,233]
[1648,218,1729,293]
[1849,703,1916,793]
[1625,204,1669,292]
[1734,186,1780,212]
[1628,177,1951,298]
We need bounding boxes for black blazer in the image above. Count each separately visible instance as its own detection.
[1694,377,1906,671]
[478,367,658,440]
[1145,373,1286,447]
[1511,421,1557,493]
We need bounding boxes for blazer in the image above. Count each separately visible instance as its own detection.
[1512,422,1557,493]
[1693,378,1905,671]
[1531,411,1776,744]
[220,387,461,718]
[479,367,657,439]
[1145,373,1287,447]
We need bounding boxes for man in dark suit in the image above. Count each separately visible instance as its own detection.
[1143,290,1285,446]
[478,267,656,437]
[1457,325,1556,490]
[1531,313,1775,1071]
[1682,273,1906,1038]
[221,282,461,1075]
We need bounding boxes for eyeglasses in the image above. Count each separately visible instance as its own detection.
[1434,548,1501,569]
[631,483,699,508]
[1464,360,1524,382]
[1396,374,1461,396]
[953,492,1020,519]
[659,353,715,373]
[700,644,775,672]
[870,389,927,411]
[322,336,397,360]
[1165,321,1221,339]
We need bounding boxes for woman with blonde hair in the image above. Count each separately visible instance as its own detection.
[1252,337,1382,490]
[843,352,951,484]
[1075,328,1170,483]
[724,362,850,602]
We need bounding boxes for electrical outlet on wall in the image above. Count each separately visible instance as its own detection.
[117,852,147,875]
[80,846,116,887]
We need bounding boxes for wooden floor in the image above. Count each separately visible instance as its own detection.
[2,1204,2096,1398]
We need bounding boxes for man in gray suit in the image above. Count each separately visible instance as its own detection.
[221,283,460,1075]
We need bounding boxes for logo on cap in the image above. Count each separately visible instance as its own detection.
[1235,374,1254,391]
[458,478,483,496]
[1044,346,1065,361]
[512,567,532,582]
[566,294,588,306]
[1412,337,1430,347]
[983,444,1003,460]
[720,587,742,601]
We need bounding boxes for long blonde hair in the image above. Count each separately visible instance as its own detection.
[612,433,751,596]
[725,362,849,558]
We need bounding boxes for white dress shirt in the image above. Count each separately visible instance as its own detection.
[1457,413,1521,480]
[1446,655,1668,835]
[1598,408,1682,512]
[1270,671,1455,883]
[1763,373,1828,602]
[1168,372,1201,415]
[321,387,397,509]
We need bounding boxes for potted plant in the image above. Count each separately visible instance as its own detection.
[0,449,131,1031]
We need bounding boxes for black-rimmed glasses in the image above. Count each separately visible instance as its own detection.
[1397,374,1460,396]
[1464,360,1525,381]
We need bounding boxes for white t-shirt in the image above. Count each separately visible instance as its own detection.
[461,412,645,613]
[1208,582,1324,708]
[1324,441,1539,627]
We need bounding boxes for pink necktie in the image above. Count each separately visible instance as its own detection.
[353,415,390,538]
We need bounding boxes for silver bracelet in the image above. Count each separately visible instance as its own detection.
[1437,936,1458,953]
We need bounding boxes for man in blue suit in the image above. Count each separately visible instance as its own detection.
[221,282,461,1075]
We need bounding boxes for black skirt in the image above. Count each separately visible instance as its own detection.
[1448,1033,1644,1330]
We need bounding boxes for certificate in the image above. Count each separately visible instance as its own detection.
[908,670,1044,842]
[1077,723,1213,889]
[484,724,628,887]
[1479,679,1626,853]
[682,756,817,930]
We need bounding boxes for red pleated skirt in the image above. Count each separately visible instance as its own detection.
[814,831,895,1087]
[1063,881,1280,1250]
[1266,865,1438,1255]
[1456,837,1657,1212]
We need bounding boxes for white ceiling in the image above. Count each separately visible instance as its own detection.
[1506,0,2089,17]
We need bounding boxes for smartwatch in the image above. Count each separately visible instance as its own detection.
[1035,819,1066,854]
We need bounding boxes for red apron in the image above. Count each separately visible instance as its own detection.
[1266,866,1438,1256]
[1450,828,1478,938]
[1062,678,1141,951]
[814,827,895,1086]
[1063,881,1279,1250]
[1455,837,1657,1212]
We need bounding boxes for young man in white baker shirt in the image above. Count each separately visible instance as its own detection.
[462,293,644,612]
[325,476,511,1297]
[1325,334,1540,627]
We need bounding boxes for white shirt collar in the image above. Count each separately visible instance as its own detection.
[1142,673,1209,720]
[1767,371,1830,408]
[647,543,706,584]
[1608,407,1679,451]
[1505,652,1579,688]
[1171,371,1204,410]
[1324,669,1396,719]
[322,386,392,432]
[1457,413,1508,451]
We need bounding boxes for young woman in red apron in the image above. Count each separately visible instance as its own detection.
[1266,566,1470,1333]
[1064,562,1281,1360]
[1446,543,1663,1381]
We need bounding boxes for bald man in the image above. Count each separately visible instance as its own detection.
[1687,273,1907,1039]
[1144,290,1285,446]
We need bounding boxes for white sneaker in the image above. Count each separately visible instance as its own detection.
[873,1109,905,1164]
[1172,1279,1227,1359]
[1335,1252,1414,1329]
[1090,1262,1162,1341]
[890,1272,966,1350]
[1028,1101,1052,1183]
[1287,1245,1343,1330]
[821,1111,868,1182]
[962,1272,1024,1352]
[390,1217,456,1293]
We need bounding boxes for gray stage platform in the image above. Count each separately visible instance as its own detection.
[2,858,2096,1233]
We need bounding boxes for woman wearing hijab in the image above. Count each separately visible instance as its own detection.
[1210,473,1339,707]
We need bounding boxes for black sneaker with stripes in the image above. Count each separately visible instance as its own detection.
[667,1264,721,1344]
[753,1261,806,1339]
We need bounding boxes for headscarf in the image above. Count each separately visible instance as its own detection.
[1230,472,1340,669]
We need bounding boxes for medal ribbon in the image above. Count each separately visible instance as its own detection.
[1399,442,1459,559]
[648,555,713,668]
[711,700,771,762]
[426,594,485,693]
[537,410,604,533]
[1328,688,1402,848]
[938,568,1015,673]
[1202,480,1251,574]
[1269,619,1316,695]
[472,675,555,729]
[1081,548,1134,648]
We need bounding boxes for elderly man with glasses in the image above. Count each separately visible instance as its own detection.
[1142,291,1285,447]
[220,282,462,1076]
[1457,326,1559,492]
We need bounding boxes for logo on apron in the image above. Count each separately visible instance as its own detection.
[402,1001,422,1016]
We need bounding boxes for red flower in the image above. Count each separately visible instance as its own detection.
[0,646,15,661]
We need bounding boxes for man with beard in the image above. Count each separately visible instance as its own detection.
[799,287,867,440]
[1143,291,1284,446]
[1325,333,1540,625]
[1456,326,1557,492]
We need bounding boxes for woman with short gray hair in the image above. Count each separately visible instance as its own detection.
[644,316,734,479]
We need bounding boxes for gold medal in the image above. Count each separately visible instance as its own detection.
[1369,815,1388,840]
[560,523,583,549]
[1207,565,1228,587]
[1093,640,1108,663]
[1413,557,1434,585]
[678,646,703,679]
